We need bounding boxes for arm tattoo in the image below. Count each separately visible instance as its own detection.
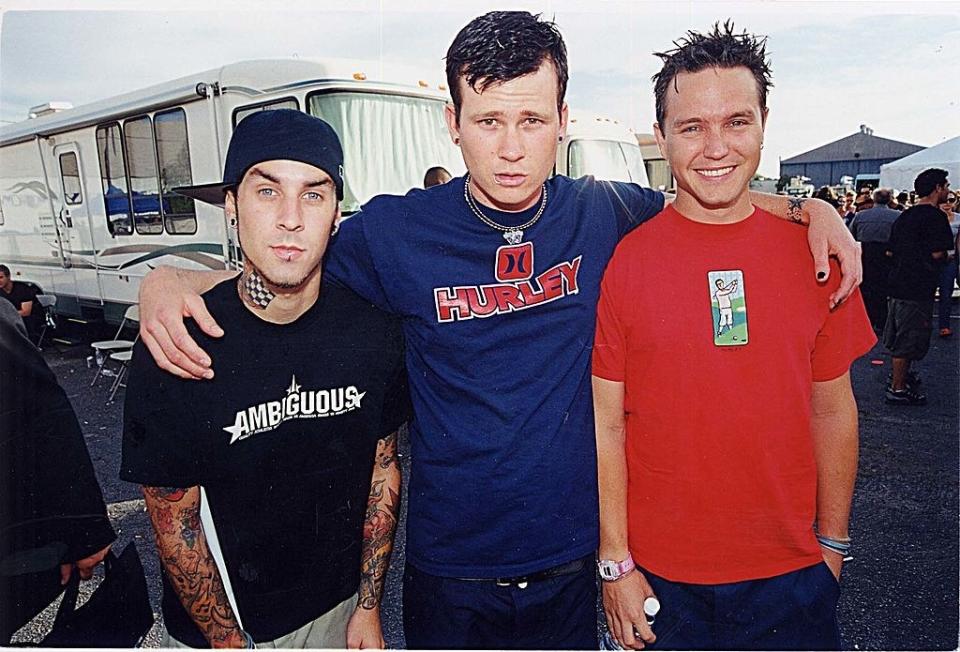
[787,198,806,224]
[375,431,398,470]
[358,432,401,610]
[142,486,246,647]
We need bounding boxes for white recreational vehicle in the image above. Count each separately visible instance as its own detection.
[0,58,464,323]
[1,61,647,325]
[557,113,649,186]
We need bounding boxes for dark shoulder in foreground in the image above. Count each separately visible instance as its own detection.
[356,176,463,222]
[321,279,403,339]
[192,274,243,334]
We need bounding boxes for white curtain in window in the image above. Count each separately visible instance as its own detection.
[310,93,465,212]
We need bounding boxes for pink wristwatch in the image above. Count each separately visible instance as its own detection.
[597,554,636,581]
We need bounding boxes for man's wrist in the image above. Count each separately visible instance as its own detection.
[816,531,852,557]
[598,552,636,582]
[211,628,253,649]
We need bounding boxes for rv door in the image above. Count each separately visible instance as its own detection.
[50,143,100,298]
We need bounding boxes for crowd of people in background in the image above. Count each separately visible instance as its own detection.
[826,168,957,406]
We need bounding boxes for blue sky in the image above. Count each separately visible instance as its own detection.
[1,1,958,178]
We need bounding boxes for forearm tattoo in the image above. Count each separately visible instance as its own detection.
[358,432,401,610]
[142,486,245,647]
[238,269,275,310]
[787,197,807,224]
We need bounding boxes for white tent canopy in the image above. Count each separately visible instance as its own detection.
[880,135,960,192]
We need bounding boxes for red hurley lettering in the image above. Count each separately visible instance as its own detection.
[434,256,584,323]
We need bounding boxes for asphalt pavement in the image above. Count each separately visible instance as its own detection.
[9,308,959,650]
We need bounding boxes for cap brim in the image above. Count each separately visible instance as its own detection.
[173,183,232,207]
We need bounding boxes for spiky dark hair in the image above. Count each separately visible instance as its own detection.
[652,20,772,126]
[445,11,568,122]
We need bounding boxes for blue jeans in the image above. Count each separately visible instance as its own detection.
[639,562,841,650]
[402,555,598,650]
[937,257,958,330]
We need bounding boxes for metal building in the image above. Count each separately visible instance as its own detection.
[779,125,924,188]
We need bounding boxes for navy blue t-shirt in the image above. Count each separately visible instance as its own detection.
[327,175,662,577]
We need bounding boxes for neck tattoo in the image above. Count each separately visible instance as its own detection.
[239,269,275,310]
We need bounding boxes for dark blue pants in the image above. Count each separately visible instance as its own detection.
[640,562,841,650]
[937,257,958,330]
[403,556,598,650]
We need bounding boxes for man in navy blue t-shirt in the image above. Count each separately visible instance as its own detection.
[137,11,862,649]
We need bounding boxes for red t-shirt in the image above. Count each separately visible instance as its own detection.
[593,205,876,584]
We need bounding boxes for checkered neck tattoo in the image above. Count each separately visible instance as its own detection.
[240,270,275,309]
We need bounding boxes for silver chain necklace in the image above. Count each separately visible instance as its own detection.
[464,173,547,245]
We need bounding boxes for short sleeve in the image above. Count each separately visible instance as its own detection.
[926,212,955,253]
[811,287,877,382]
[605,181,665,239]
[120,341,205,488]
[592,261,629,382]
[325,206,393,312]
[379,346,412,438]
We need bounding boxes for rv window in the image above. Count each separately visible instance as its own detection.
[308,92,463,213]
[124,116,163,235]
[59,153,83,205]
[567,139,647,184]
[156,108,197,235]
[234,98,299,127]
[96,123,133,236]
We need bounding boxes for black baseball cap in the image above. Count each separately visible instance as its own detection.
[174,109,344,206]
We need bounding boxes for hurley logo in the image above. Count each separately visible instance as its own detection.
[434,245,582,323]
[223,375,365,444]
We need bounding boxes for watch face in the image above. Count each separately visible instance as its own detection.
[598,560,618,581]
[598,556,634,581]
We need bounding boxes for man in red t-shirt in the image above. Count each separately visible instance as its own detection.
[592,24,875,650]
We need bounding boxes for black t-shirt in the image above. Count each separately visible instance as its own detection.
[120,278,409,644]
[887,204,955,301]
[0,282,40,333]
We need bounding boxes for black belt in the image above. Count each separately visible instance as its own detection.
[456,556,587,588]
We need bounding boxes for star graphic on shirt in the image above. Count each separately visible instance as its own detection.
[223,419,245,444]
[286,375,301,395]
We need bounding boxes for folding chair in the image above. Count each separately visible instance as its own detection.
[34,294,58,349]
[90,304,139,386]
[107,347,135,403]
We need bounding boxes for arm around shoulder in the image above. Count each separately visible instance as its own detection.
[749,193,862,308]
[138,266,235,380]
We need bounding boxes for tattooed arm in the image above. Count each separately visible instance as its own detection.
[346,432,402,649]
[142,486,247,648]
[749,192,862,308]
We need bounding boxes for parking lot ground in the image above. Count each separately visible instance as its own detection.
[10,309,959,649]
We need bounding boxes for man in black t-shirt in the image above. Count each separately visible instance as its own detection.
[0,265,41,337]
[883,168,954,405]
[121,111,409,648]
